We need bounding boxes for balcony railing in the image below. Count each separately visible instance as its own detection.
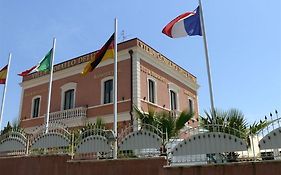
[49,106,87,122]
[170,110,180,117]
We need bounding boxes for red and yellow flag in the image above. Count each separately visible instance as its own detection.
[0,65,8,84]
[82,33,114,76]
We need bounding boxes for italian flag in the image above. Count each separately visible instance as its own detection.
[18,49,53,76]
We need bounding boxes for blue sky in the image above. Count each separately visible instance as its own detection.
[0,0,280,128]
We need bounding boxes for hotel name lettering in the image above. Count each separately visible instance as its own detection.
[184,90,196,98]
[140,65,166,83]
[93,69,121,79]
[30,53,94,79]
[138,41,196,83]
[26,41,196,82]
[24,89,47,97]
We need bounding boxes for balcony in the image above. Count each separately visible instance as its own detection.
[49,106,87,127]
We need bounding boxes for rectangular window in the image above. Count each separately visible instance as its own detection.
[104,79,113,104]
[170,90,177,110]
[148,79,155,103]
[64,89,74,110]
[32,98,40,118]
[188,99,193,113]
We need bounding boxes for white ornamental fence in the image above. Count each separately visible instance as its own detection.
[0,110,280,166]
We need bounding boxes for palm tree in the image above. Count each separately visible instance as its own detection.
[249,120,268,135]
[200,108,268,140]
[95,118,106,129]
[157,110,194,139]
[74,117,107,141]
[134,105,194,140]
[201,108,250,139]
[0,119,24,136]
[0,122,12,135]
[81,117,106,132]
[133,105,159,126]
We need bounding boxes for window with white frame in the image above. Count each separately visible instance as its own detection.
[170,90,177,110]
[60,82,77,111]
[168,83,179,111]
[188,98,194,113]
[32,96,41,118]
[148,79,156,103]
[64,89,74,110]
[103,79,113,104]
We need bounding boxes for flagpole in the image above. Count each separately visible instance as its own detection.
[198,0,216,116]
[0,53,12,130]
[113,18,118,159]
[45,38,56,133]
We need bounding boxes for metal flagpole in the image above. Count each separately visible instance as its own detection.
[0,53,12,130]
[45,38,56,133]
[198,0,216,116]
[113,18,118,159]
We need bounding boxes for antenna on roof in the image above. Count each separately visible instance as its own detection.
[119,30,130,42]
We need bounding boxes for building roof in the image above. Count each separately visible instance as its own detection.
[22,38,196,83]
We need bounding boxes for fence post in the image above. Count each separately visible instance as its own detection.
[251,134,256,161]
[71,132,74,159]
[25,135,30,155]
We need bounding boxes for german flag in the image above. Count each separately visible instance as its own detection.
[82,33,114,76]
[0,65,8,84]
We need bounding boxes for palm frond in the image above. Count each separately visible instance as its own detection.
[249,120,268,135]
[157,111,175,139]
[133,104,146,121]
[201,108,249,138]
[96,117,105,129]
[226,109,248,135]
[133,104,158,126]
[199,115,208,126]
[175,110,193,133]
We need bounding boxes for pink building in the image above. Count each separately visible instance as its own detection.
[19,38,199,133]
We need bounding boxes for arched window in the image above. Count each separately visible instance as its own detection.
[168,83,179,111]
[101,76,114,104]
[31,96,41,118]
[64,89,74,110]
[60,82,77,110]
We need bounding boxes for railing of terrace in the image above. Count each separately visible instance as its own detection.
[49,106,87,122]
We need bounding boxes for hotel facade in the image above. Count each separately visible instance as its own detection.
[19,38,199,133]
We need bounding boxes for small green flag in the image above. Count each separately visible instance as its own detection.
[35,49,53,72]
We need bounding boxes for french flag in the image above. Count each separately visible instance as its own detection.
[162,6,202,38]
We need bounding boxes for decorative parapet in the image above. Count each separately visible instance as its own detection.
[137,40,197,84]
[22,38,197,85]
